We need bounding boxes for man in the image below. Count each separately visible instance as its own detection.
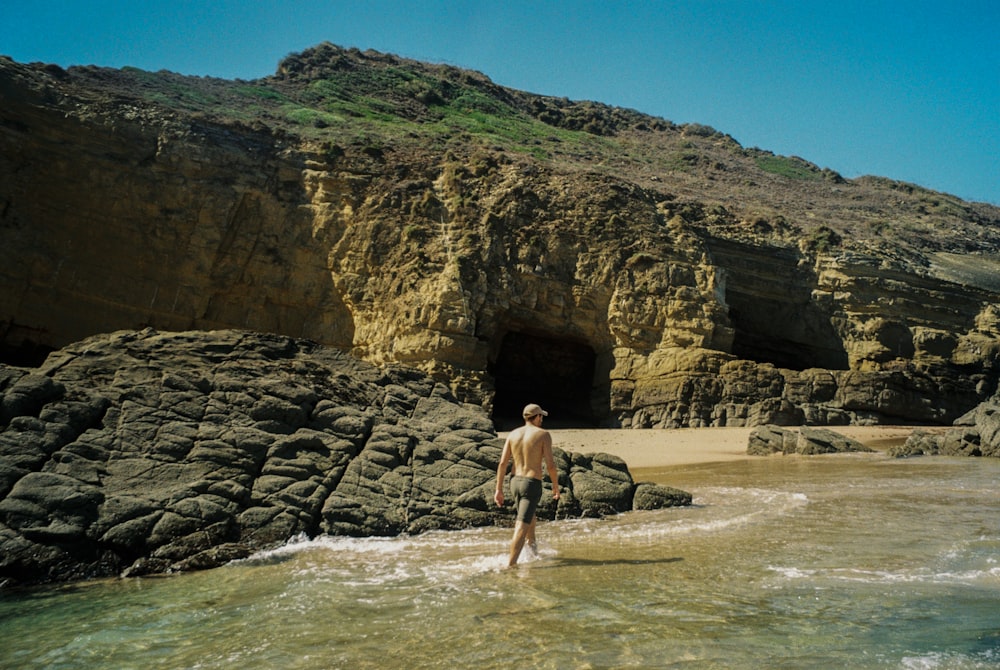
[494,403,561,566]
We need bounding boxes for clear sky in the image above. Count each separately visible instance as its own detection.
[4,0,998,204]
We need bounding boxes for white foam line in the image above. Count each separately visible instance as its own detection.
[768,565,1000,585]
[238,487,812,576]
[610,488,810,540]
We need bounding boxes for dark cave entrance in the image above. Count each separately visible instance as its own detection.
[704,239,850,371]
[489,331,602,430]
[0,322,55,368]
[713,243,850,371]
[727,295,850,371]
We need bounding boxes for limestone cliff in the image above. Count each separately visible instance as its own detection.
[2,44,998,427]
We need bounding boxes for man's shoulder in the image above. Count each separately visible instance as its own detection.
[527,426,551,442]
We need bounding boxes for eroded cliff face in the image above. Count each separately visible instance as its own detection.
[2,53,998,427]
[0,63,354,353]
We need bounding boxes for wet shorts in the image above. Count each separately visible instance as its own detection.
[511,476,543,523]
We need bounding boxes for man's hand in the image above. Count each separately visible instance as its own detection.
[553,489,560,501]
[494,490,504,507]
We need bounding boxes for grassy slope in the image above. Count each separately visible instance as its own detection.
[20,42,999,277]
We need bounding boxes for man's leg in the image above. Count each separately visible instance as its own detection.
[508,478,542,566]
[508,520,530,566]
[526,518,538,556]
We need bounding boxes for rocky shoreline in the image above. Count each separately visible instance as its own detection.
[3,328,998,588]
[0,329,690,588]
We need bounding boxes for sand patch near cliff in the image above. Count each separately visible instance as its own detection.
[532,425,943,469]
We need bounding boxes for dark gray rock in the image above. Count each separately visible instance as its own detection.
[797,427,874,455]
[960,401,1000,457]
[0,328,691,587]
[565,452,635,517]
[890,400,1000,458]
[747,425,873,455]
[632,483,693,510]
[745,424,798,455]
[890,428,945,457]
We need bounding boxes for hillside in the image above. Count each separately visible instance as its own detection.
[1,42,999,427]
[14,42,997,261]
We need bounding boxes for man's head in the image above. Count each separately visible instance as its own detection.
[522,403,548,423]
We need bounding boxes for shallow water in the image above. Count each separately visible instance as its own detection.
[1,454,998,669]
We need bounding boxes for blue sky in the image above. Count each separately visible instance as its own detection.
[4,1,998,204]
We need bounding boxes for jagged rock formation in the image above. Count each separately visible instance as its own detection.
[747,425,874,455]
[2,44,999,428]
[0,329,690,587]
[890,398,1000,458]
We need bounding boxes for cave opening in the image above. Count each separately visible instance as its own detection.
[489,331,601,430]
[0,322,55,367]
[706,239,850,371]
[727,297,849,371]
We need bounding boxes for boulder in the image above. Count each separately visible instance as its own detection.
[632,483,693,510]
[747,425,873,455]
[890,399,1000,458]
[564,451,635,517]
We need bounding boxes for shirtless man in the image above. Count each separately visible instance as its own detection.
[494,403,561,566]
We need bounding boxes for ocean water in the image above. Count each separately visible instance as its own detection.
[1,453,997,669]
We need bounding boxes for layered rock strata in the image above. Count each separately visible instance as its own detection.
[0,329,690,587]
[1,50,999,428]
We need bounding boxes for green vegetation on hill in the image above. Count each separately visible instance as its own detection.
[45,42,999,263]
[754,154,823,181]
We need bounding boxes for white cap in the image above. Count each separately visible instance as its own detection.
[522,403,548,418]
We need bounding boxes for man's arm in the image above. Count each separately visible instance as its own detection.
[494,439,511,507]
[541,433,560,499]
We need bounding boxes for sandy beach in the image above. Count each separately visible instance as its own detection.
[538,425,942,470]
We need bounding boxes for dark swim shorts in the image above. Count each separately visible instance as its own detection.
[511,475,543,523]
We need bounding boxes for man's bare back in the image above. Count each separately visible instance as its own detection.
[505,423,552,480]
